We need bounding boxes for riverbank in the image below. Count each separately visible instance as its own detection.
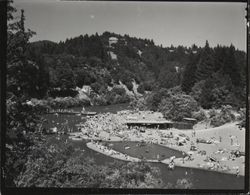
[86,142,160,163]
[86,140,244,178]
[72,110,245,176]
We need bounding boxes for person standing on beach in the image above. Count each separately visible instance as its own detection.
[230,135,233,145]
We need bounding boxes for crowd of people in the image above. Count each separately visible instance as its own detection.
[66,110,245,176]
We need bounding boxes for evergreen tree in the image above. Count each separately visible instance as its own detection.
[195,40,214,81]
[6,1,44,186]
[181,51,197,93]
[199,77,215,109]
[7,5,36,98]
[223,44,241,86]
[213,45,227,72]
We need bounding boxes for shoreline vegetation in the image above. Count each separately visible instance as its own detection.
[69,110,245,177]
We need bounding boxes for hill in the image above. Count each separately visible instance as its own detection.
[26,31,246,108]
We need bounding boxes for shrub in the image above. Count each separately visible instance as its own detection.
[237,108,246,121]
[159,92,198,121]
[192,108,207,121]
[129,97,147,110]
[45,97,90,109]
[210,105,236,127]
[112,87,126,96]
[175,178,193,189]
[145,88,169,111]
[125,81,133,91]
[190,80,205,101]
[143,82,153,91]
[90,82,102,93]
[105,90,130,105]
[137,84,145,94]
[92,95,108,106]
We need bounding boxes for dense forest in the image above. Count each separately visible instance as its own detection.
[23,30,246,109]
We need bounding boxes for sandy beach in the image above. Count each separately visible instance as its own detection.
[70,110,245,176]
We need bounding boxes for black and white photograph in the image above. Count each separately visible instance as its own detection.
[4,0,248,191]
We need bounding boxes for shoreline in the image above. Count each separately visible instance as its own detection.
[68,110,245,177]
[86,140,244,177]
[86,142,159,163]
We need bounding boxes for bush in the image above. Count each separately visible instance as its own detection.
[143,82,153,91]
[112,87,126,96]
[236,108,246,121]
[208,108,219,118]
[159,92,198,121]
[192,108,207,121]
[45,97,90,109]
[190,80,206,102]
[129,97,147,110]
[210,105,236,127]
[125,81,133,91]
[90,82,102,93]
[145,88,169,111]
[175,178,193,189]
[92,95,108,106]
[137,84,145,94]
[105,89,130,105]
[48,89,78,98]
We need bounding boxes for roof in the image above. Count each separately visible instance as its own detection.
[183,118,197,121]
[126,120,174,125]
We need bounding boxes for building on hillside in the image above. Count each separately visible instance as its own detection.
[109,37,118,47]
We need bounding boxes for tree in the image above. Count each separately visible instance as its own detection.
[6,1,44,186]
[159,89,198,121]
[195,40,214,82]
[145,88,169,111]
[158,67,179,89]
[7,6,36,98]
[223,45,241,86]
[181,51,198,93]
[199,77,215,109]
[16,139,163,188]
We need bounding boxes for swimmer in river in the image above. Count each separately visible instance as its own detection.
[236,168,240,177]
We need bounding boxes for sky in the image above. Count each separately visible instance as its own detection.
[14,1,247,51]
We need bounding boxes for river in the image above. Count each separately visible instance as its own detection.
[43,103,244,189]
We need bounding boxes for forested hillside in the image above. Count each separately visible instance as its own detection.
[24,32,246,109]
